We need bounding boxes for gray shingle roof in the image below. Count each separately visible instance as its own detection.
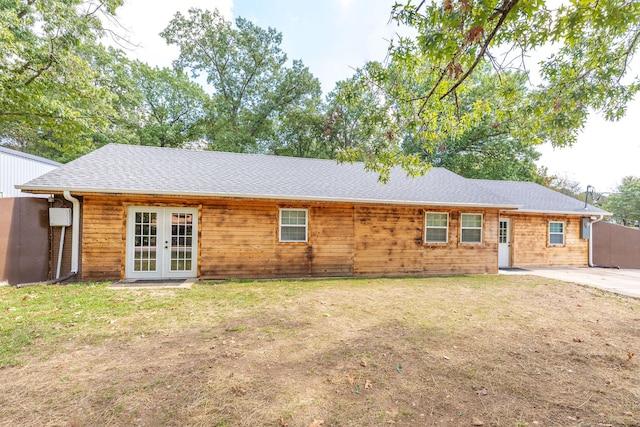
[472,179,608,215]
[17,143,607,215]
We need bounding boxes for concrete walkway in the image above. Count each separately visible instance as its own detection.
[500,267,640,298]
[109,279,195,289]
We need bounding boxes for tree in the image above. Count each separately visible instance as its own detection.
[399,63,544,180]
[367,0,640,169]
[161,8,323,153]
[324,62,426,181]
[605,176,640,226]
[129,61,209,148]
[327,60,544,181]
[268,96,330,158]
[0,0,124,161]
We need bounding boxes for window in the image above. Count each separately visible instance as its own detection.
[425,212,448,243]
[279,209,308,242]
[499,220,508,244]
[460,213,483,243]
[549,221,564,245]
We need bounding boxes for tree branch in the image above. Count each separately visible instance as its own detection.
[23,37,57,86]
[440,0,519,100]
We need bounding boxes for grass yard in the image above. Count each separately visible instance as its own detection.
[0,275,639,426]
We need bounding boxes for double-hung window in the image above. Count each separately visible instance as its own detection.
[549,221,565,245]
[425,212,448,243]
[279,209,308,242]
[460,213,483,243]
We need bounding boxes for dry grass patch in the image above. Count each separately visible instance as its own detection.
[0,275,639,426]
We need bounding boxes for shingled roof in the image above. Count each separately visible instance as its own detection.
[472,179,608,215]
[17,143,607,215]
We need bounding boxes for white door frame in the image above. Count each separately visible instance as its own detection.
[125,206,198,279]
[498,217,512,268]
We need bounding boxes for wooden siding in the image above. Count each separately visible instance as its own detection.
[75,195,510,281]
[354,206,424,275]
[81,196,124,281]
[504,214,588,267]
[423,210,499,275]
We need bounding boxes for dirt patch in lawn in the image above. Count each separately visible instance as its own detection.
[0,275,639,426]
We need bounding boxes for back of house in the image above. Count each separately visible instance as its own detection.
[17,144,609,282]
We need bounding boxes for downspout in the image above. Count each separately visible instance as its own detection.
[588,214,604,267]
[63,191,80,275]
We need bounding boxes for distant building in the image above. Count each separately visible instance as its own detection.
[0,146,61,198]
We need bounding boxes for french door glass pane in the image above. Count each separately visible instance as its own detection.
[133,212,157,272]
[170,212,193,272]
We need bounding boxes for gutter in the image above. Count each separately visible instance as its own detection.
[62,191,80,275]
[16,186,523,210]
[502,209,612,216]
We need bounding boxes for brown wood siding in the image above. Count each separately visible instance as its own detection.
[354,206,424,275]
[200,201,277,278]
[73,195,538,281]
[81,196,124,281]
[309,206,355,277]
[505,214,588,267]
[423,210,499,275]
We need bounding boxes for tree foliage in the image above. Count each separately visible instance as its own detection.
[161,8,323,153]
[371,0,640,170]
[327,60,544,181]
[129,61,209,148]
[605,176,640,226]
[0,0,124,161]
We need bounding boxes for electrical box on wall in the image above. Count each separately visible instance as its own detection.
[49,208,72,227]
[580,217,591,239]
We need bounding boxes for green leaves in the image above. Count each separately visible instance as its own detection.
[160,8,322,154]
[387,0,640,153]
[0,0,124,161]
[605,177,640,226]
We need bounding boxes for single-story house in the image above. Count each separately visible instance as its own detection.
[17,143,609,282]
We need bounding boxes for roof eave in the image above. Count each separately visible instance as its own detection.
[0,146,62,167]
[503,208,612,216]
[16,185,522,209]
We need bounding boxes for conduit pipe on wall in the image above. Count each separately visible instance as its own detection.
[62,191,80,275]
[56,226,66,279]
[588,214,604,267]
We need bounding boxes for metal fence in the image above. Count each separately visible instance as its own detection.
[593,221,640,269]
[0,197,50,284]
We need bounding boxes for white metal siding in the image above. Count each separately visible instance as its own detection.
[0,151,59,198]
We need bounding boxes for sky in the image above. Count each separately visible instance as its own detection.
[111,0,640,193]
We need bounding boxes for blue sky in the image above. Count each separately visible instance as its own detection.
[113,0,639,193]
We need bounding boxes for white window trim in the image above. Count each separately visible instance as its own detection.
[425,211,449,243]
[279,208,308,243]
[549,221,565,246]
[460,213,483,244]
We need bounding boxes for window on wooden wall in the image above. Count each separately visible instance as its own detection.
[460,213,483,243]
[279,208,308,242]
[425,212,449,243]
[549,221,565,245]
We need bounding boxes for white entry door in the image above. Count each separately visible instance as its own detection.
[126,207,198,279]
[498,218,511,268]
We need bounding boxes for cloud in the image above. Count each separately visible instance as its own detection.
[107,0,233,68]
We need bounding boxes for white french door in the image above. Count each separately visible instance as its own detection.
[498,218,511,268]
[126,207,198,279]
